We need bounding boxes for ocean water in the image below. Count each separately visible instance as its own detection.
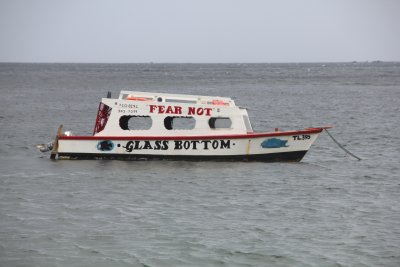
[0,62,399,267]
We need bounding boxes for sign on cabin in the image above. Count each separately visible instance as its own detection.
[149,105,213,116]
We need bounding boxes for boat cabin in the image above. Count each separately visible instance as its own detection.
[93,91,254,137]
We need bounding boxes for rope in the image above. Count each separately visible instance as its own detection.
[324,129,362,161]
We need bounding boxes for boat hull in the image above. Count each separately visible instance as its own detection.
[57,150,308,162]
[57,128,323,162]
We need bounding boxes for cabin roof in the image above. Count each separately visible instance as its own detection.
[118,90,236,107]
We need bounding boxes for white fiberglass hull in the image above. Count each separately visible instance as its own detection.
[56,128,323,162]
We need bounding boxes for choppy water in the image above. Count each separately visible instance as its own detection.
[0,62,399,267]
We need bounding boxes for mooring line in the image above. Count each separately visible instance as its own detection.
[325,129,361,161]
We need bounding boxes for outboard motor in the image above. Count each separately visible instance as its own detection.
[36,142,54,152]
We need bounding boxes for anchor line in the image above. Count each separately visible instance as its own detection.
[324,129,361,161]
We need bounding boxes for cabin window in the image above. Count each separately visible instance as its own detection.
[209,117,232,129]
[164,116,195,130]
[119,115,152,130]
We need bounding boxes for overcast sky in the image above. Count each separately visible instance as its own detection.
[0,0,399,63]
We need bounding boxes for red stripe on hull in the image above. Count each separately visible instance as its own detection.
[59,128,324,141]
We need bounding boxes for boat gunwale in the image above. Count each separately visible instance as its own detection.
[59,127,325,141]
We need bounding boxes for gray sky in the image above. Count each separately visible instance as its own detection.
[0,0,399,63]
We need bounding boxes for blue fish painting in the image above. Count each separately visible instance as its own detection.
[261,138,288,148]
[97,140,115,151]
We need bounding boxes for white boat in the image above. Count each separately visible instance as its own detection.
[52,90,331,161]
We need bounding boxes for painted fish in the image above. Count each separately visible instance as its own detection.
[261,138,288,148]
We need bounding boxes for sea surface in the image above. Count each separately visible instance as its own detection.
[0,62,399,267]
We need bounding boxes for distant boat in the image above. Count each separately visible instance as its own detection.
[50,91,331,162]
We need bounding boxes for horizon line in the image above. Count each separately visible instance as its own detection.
[0,60,396,65]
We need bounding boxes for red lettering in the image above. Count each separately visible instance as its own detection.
[188,107,196,115]
[174,106,182,114]
[166,106,173,114]
[187,106,213,116]
[149,105,157,113]
[158,105,165,114]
